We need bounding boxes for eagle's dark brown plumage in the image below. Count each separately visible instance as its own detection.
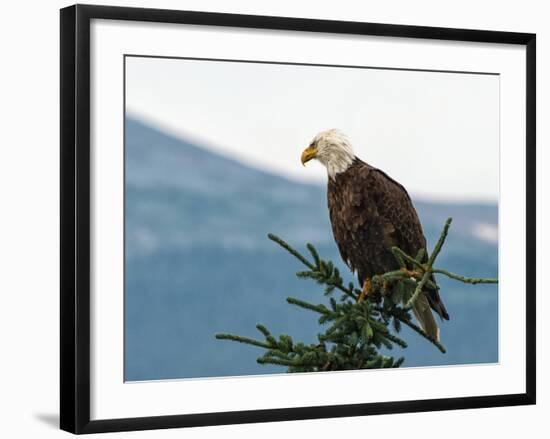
[327,157,449,322]
[301,129,449,339]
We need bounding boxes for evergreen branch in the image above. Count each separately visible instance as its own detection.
[378,269,438,291]
[384,332,408,349]
[262,349,293,360]
[269,233,358,301]
[432,269,498,284]
[405,269,432,309]
[392,247,424,270]
[390,247,407,268]
[329,281,358,301]
[286,297,330,315]
[257,357,297,367]
[431,217,453,262]
[393,314,446,354]
[415,248,426,262]
[307,243,321,267]
[255,324,272,338]
[393,357,405,368]
[379,269,408,280]
[405,218,452,309]
[215,333,271,349]
[219,218,496,372]
[375,306,446,354]
[267,233,315,269]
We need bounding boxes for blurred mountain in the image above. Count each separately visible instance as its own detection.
[125,117,498,381]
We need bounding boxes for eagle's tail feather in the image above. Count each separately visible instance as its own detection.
[412,293,440,342]
[431,299,450,321]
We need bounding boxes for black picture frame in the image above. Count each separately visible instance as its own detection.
[60,4,536,434]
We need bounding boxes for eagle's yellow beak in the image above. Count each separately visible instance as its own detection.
[301,145,317,166]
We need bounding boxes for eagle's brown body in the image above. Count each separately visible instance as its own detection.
[327,157,449,321]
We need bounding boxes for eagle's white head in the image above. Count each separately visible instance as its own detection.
[301,129,356,179]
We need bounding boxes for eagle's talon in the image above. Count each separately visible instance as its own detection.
[358,278,372,303]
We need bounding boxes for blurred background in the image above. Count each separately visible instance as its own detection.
[124,57,499,381]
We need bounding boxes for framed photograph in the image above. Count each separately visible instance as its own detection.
[60,4,536,434]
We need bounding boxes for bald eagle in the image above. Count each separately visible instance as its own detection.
[301,129,449,341]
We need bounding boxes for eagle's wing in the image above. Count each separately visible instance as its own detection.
[327,159,449,341]
[328,162,415,276]
[368,165,450,322]
[367,166,426,256]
